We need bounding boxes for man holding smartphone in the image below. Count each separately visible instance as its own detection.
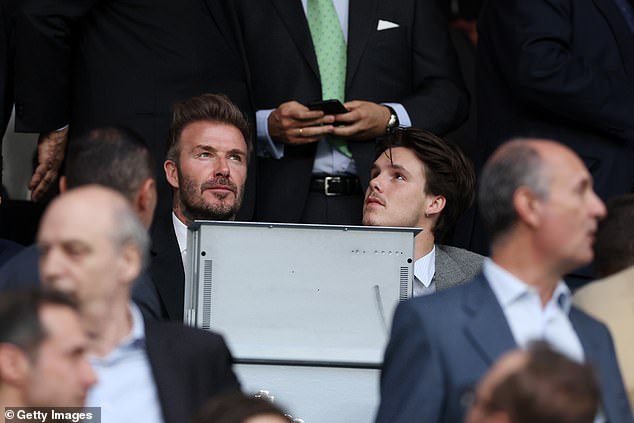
[232,0,468,225]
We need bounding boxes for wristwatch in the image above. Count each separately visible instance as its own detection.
[385,106,399,133]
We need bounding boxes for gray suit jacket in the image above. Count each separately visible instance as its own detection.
[434,244,484,291]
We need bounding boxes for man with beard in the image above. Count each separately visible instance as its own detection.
[151,93,250,320]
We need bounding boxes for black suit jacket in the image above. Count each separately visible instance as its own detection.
[145,320,240,423]
[232,0,468,222]
[13,0,255,218]
[148,210,184,321]
[0,0,16,137]
[477,0,634,200]
[376,273,634,423]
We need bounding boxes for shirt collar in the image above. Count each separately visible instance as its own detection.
[414,245,436,288]
[483,259,571,312]
[121,302,146,348]
[172,212,188,255]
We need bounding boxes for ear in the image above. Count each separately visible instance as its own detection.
[0,343,31,387]
[118,243,143,288]
[513,187,542,228]
[59,176,68,193]
[135,178,157,228]
[164,160,179,190]
[425,195,446,218]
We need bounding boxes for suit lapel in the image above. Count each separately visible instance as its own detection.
[593,0,634,75]
[347,0,379,88]
[149,212,185,321]
[463,274,517,365]
[270,0,320,80]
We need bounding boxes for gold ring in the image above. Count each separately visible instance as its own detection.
[298,128,303,137]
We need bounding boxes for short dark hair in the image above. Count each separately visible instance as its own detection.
[64,126,155,203]
[376,127,475,240]
[478,140,550,241]
[487,342,599,423]
[166,93,252,163]
[193,393,290,423]
[0,289,78,357]
[594,193,634,277]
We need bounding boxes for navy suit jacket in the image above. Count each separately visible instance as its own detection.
[376,273,634,423]
[477,0,634,200]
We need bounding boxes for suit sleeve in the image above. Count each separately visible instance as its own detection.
[402,0,469,135]
[210,335,242,394]
[375,299,445,423]
[479,0,634,141]
[13,0,99,133]
[595,321,634,423]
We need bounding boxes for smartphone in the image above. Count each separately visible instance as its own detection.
[307,99,348,114]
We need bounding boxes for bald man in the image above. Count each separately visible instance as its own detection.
[38,186,240,423]
[376,139,633,423]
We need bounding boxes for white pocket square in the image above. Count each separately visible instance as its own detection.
[377,19,399,31]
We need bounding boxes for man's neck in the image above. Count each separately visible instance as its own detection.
[491,238,562,306]
[82,297,133,357]
[414,230,435,261]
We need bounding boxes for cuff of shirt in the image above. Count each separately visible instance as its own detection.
[383,103,411,127]
[256,109,285,159]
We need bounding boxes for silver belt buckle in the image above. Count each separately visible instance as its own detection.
[324,176,342,196]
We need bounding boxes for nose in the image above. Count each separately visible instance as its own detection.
[369,174,383,193]
[213,156,230,177]
[590,190,607,220]
[39,247,64,285]
[81,357,98,390]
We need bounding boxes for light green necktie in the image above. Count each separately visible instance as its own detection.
[307,0,352,157]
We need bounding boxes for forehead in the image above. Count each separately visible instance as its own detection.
[179,121,247,152]
[38,304,85,348]
[38,200,113,246]
[537,143,589,180]
[375,146,424,171]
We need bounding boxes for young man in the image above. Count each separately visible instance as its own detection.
[362,127,483,295]
[0,289,96,411]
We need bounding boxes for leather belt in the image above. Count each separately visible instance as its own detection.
[310,176,362,196]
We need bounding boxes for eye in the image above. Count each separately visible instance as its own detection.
[197,151,211,158]
[394,173,406,181]
[228,153,243,162]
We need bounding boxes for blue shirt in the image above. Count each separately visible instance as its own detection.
[87,304,164,423]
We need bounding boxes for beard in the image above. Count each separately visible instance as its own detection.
[177,173,243,222]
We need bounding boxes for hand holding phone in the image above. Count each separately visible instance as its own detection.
[307,99,349,115]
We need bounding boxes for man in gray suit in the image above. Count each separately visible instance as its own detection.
[362,127,483,295]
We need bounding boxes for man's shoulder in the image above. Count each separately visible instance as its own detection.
[435,244,485,287]
[146,320,226,350]
[437,244,485,265]
[401,273,485,317]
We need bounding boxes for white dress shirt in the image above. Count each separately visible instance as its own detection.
[413,246,436,296]
[483,259,585,363]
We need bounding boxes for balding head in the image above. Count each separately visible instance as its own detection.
[466,342,599,423]
[37,186,149,308]
[479,139,606,272]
